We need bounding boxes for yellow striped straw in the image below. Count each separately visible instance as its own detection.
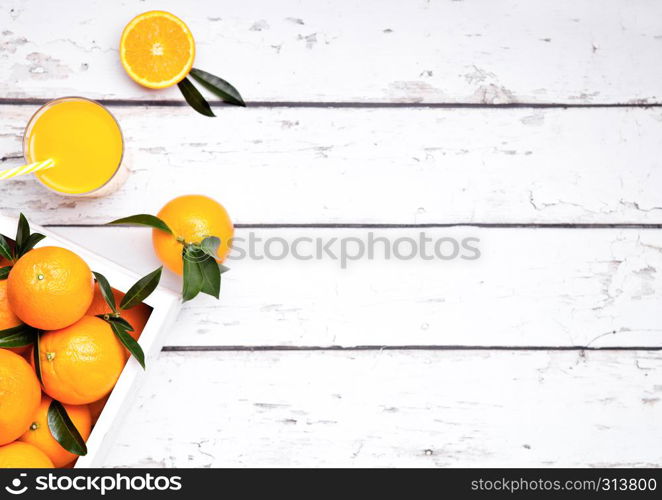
[0,159,55,180]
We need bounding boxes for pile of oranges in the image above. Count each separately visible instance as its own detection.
[0,243,150,468]
[0,195,233,468]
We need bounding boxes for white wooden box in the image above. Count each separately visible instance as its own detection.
[0,214,181,467]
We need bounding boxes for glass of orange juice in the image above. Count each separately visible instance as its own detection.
[23,97,127,197]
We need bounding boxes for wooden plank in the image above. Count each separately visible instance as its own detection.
[2,0,662,104]
[50,226,662,348]
[2,105,662,225]
[102,349,662,467]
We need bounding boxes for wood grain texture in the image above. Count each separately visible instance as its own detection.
[47,226,662,348]
[2,105,662,225]
[2,0,662,104]
[102,350,662,467]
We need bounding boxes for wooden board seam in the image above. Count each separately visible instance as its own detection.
[3,98,662,110]
[161,345,662,352]
[43,223,662,229]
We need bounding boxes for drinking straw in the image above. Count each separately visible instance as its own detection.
[0,159,55,180]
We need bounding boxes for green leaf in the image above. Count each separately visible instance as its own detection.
[12,214,46,258]
[0,234,12,261]
[189,68,246,107]
[177,77,215,117]
[0,324,35,348]
[200,236,221,259]
[198,255,221,299]
[181,247,222,301]
[0,266,11,280]
[107,214,173,235]
[93,272,116,313]
[47,400,87,456]
[109,321,145,369]
[182,248,204,301]
[19,232,46,257]
[120,267,162,310]
[104,315,134,332]
[15,213,29,256]
[33,331,42,384]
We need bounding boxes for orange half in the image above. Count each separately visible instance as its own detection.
[120,11,195,89]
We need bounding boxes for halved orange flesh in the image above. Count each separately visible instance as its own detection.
[120,11,195,89]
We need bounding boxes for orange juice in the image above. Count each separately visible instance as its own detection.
[24,98,124,196]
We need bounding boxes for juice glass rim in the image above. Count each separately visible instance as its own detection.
[22,96,125,197]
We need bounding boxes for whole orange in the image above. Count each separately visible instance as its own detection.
[0,257,29,356]
[0,349,41,445]
[7,246,94,330]
[0,278,29,356]
[0,441,54,468]
[20,395,91,467]
[153,195,233,275]
[86,284,151,343]
[35,316,126,405]
[0,280,20,330]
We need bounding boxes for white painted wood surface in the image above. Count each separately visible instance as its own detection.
[51,226,662,348]
[1,0,661,468]
[3,105,662,224]
[104,350,662,467]
[2,0,662,104]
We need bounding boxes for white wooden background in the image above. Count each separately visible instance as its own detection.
[1,0,662,467]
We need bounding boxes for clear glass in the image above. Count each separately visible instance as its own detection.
[23,97,128,198]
